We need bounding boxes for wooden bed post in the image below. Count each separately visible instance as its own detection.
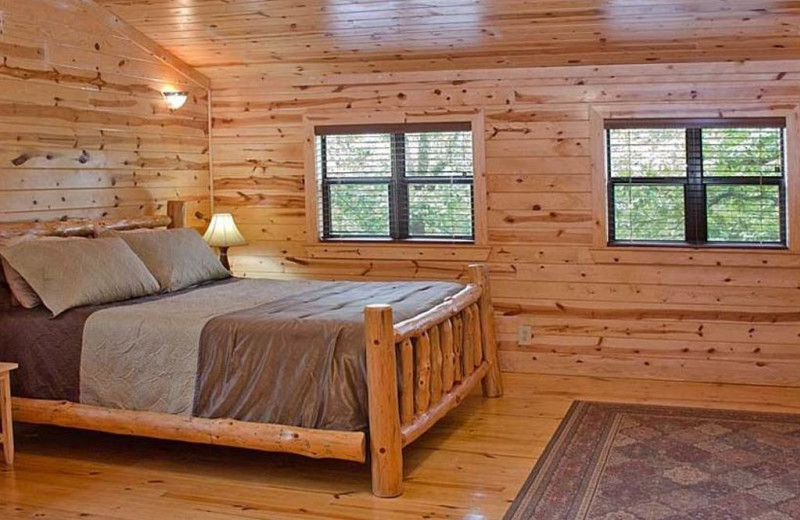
[166,200,188,229]
[365,304,404,498]
[469,264,504,397]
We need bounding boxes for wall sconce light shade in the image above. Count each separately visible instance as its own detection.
[163,91,189,110]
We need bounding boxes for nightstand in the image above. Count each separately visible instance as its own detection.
[0,362,18,465]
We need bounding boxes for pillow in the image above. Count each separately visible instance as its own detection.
[94,226,157,235]
[108,228,230,292]
[0,235,49,309]
[0,236,161,317]
[1,257,41,308]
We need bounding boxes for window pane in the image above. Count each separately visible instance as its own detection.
[317,125,475,241]
[613,185,685,241]
[608,129,687,178]
[328,184,390,237]
[707,185,781,243]
[703,128,783,177]
[320,134,391,178]
[407,183,473,238]
[405,132,473,177]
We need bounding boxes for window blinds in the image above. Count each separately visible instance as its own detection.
[315,123,474,241]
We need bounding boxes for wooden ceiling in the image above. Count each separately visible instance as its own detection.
[96,0,800,78]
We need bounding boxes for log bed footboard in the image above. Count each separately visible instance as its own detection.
[365,264,504,497]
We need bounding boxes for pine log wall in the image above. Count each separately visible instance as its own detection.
[210,60,800,387]
[20,0,800,387]
[0,0,210,227]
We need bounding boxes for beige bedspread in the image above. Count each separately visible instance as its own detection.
[80,278,463,431]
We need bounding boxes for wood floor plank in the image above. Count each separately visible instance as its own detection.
[2,373,800,519]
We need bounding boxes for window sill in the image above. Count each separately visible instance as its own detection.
[319,237,475,245]
[306,241,491,262]
[590,243,797,266]
[606,240,788,252]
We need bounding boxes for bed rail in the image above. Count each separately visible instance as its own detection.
[365,263,503,497]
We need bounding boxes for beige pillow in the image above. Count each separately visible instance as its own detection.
[0,234,50,309]
[1,257,41,308]
[110,228,230,292]
[1,236,161,317]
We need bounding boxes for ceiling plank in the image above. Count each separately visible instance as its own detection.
[79,0,210,88]
[94,0,800,79]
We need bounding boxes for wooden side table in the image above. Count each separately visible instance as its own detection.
[0,362,18,465]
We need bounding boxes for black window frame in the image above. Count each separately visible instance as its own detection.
[606,118,788,249]
[316,122,476,242]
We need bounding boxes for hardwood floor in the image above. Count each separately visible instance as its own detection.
[2,373,800,519]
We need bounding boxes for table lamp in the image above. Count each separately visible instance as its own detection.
[203,213,247,270]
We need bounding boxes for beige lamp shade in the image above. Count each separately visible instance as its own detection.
[203,213,247,248]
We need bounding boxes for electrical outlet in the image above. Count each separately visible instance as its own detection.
[517,325,532,346]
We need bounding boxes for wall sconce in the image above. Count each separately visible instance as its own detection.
[163,91,189,110]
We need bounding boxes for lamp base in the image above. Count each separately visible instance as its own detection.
[219,246,231,271]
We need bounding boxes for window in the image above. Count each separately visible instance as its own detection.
[314,123,475,241]
[606,119,787,247]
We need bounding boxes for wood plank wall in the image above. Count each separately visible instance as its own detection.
[0,0,210,227]
[210,60,800,387]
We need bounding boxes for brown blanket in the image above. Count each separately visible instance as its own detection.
[0,281,236,401]
[195,281,464,431]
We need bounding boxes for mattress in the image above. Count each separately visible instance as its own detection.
[0,278,463,431]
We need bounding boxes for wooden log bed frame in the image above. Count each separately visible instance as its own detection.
[1,201,504,498]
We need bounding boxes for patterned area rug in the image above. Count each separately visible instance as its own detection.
[504,401,800,520]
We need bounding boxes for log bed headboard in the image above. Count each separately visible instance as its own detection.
[0,201,188,242]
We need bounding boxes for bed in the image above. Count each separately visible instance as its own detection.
[0,201,503,497]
